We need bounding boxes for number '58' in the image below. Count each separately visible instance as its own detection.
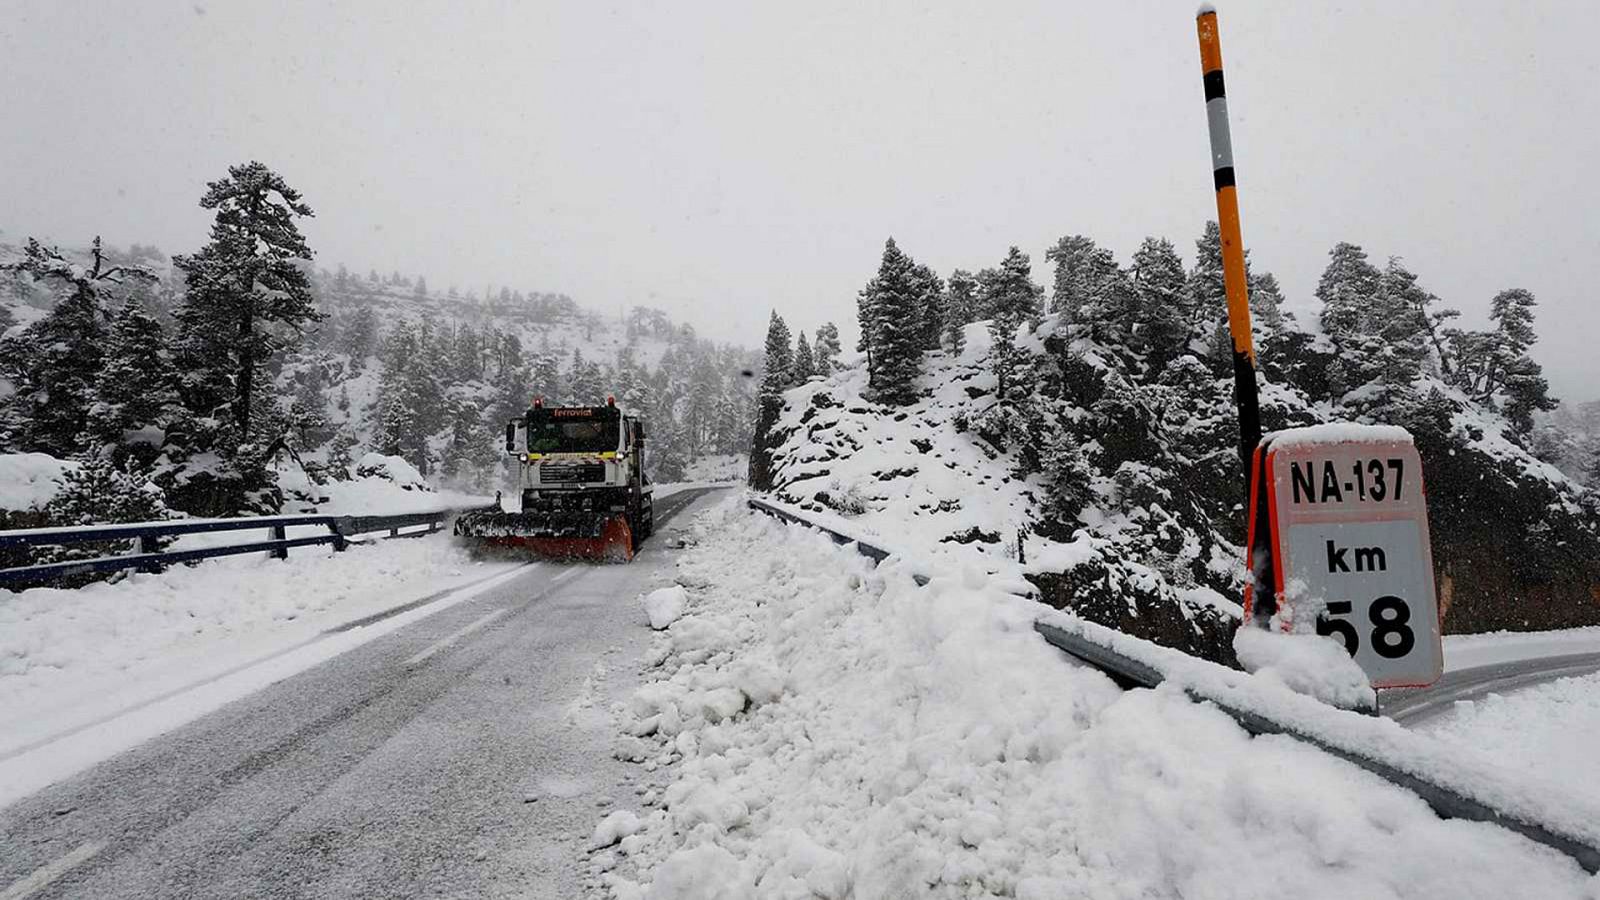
[1316,596,1415,659]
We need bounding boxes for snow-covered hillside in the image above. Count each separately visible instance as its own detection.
[755,310,1600,647]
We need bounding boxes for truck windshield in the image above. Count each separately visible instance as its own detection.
[528,420,618,454]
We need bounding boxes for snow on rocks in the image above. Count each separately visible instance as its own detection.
[641,586,687,630]
[596,497,1597,899]
[352,452,430,491]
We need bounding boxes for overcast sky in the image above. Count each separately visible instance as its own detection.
[2,1,1595,400]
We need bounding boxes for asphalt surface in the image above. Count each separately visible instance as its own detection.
[0,487,725,900]
[1381,651,1600,725]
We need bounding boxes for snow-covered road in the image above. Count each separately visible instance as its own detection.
[0,487,725,899]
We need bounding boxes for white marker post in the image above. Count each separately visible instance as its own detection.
[1244,424,1443,689]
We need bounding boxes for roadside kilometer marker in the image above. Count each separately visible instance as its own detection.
[1244,425,1443,689]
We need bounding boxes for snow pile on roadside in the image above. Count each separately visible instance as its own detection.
[0,534,516,755]
[0,453,79,511]
[1443,626,1600,671]
[641,587,687,630]
[596,501,1596,899]
[1419,670,1600,794]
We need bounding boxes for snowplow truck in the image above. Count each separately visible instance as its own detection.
[454,397,654,561]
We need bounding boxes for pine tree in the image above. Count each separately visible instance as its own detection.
[750,312,796,489]
[1039,431,1094,536]
[910,262,946,352]
[566,348,605,404]
[860,239,926,405]
[1484,289,1556,434]
[943,269,977,355]
[326,426,359,480]
[1130,237,1189,372]
[172,161,323,442]
[531,353,562,405]
[86,298,186,462]
[980,247,1043,407]
[287,368,333,451]
[793,332,816,382]
[440,398,496,490]
[0,238,158,455]
[1045,235,1117,327]
[813,322,842,376]
[760,312,793,397]
[39,455,174,577]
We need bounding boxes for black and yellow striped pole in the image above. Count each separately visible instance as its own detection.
[1197,5,1262,476]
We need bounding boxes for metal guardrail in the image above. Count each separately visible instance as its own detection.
[746,494,1600,875]
[0,510,454,586]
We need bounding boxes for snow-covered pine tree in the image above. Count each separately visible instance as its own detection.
[86,297,186,465]
[749,311,796,488]
[863,239,926,405]
[1313,241,1382,397]
[326,426,358,481]
[1038,430,1094,538]
[1045,235,1117,328]
[566,348,606,405]
[440,397,497,490]
[287,366,333,452]
[1129,237,1189,372]
[1472,288,1558,435]
[531,353,562,405]
[172,161,323,442]
[813,322,842,376]
[615,344,653,417]
[0,237,158,456]
[451,322,483,382]
[1361,258,1435,401]
[761,311,793,394]
[336,306,378,371]
[943,270,976,354]
[36,455,175,582]
[910,262,946,352]
[793,331,815,382]
[979,247,1043,407]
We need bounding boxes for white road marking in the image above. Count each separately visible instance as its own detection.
[0,841,104,900]
[404,608,511,667]
[403,565,584,667]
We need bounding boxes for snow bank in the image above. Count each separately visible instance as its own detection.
[0,453,78,511]
[596,500,1595,898]
[642,586,687,630]
[1444,626,1600,671]
[1419,670,1600,798]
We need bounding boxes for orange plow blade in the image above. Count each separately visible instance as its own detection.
[482,515,634,562]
